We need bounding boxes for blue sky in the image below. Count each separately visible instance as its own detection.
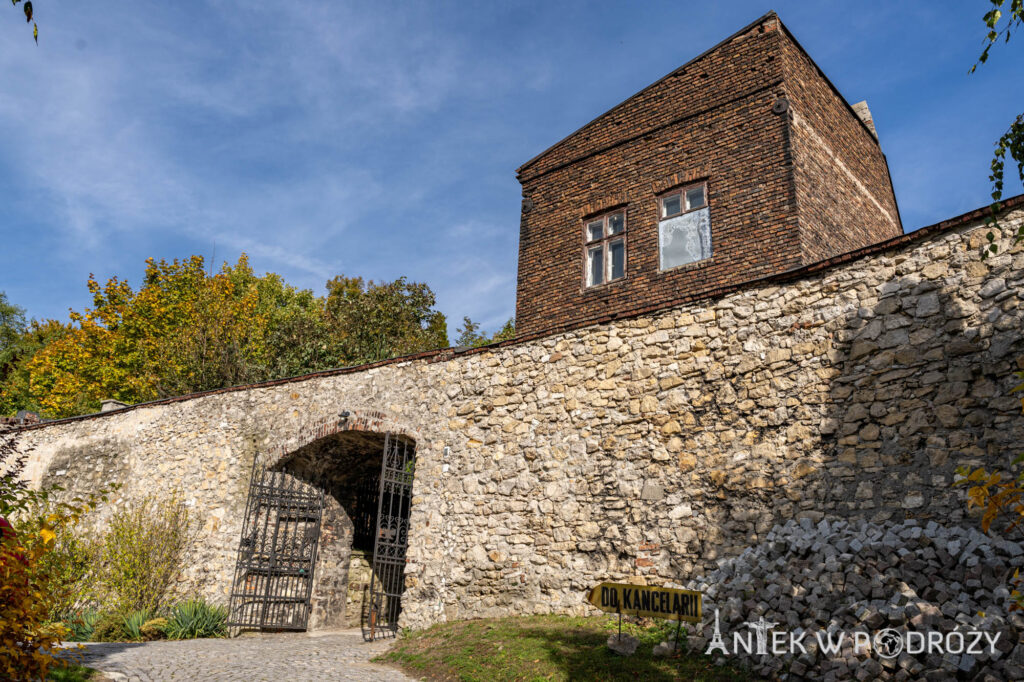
[1,1,1021,339]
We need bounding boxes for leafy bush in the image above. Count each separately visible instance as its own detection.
[1,431,105,679]
[90,612,129,643]
[25,507,97,621]
[94,494,192,615]
[122,608,155,641]
[64,609,101,642]
[164,599,227,640]
[140,617,168,641]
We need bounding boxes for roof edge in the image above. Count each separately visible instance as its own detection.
[515,10,780,176]
[773,15,883,148]
[517,10,888,180]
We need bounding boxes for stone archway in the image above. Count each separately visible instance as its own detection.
[229,412,419,633]
[275,430,390,630]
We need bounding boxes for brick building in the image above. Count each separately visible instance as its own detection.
[514,11,902,336]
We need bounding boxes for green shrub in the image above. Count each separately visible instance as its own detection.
[91,612,128,642]
[64,609,101,642]
[140,617,168,641]
[94,495,192,615]
[164,599,227,640]
[36,525,97,623]
[122,609,155,641]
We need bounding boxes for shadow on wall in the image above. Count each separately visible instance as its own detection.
[818,277,1023,524]
[685,248,1023,578]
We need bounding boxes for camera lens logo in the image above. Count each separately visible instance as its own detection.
[873,629,904,659]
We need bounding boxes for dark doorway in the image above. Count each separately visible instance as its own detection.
[227,430,416,634]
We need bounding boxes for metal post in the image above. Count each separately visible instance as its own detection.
[674,608,683,654]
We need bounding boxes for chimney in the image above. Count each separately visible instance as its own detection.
[101,399,129,413]
[851,100,878,140]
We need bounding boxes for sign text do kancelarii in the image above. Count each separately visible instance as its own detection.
[587,582,702,622]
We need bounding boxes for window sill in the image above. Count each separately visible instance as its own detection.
[581,276,629,294]
[656,254,716,276]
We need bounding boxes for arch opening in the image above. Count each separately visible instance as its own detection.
[228,428,416,634]
[274,430,392,630]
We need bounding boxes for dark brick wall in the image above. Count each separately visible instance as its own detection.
[779,30,902,263]
[516,18,785,182]
[514,13,901,337]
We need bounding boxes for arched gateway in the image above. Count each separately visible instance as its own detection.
[225,411,418,640]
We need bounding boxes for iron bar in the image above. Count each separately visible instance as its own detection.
[364,434,416,641]
[227,464,324,633]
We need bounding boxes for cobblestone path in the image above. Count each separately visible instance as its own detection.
[58,630,416,681]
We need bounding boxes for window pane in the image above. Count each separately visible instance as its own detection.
[607,213,625,235]
[659,207,712,270]
[661,193,681,218]
[608,239,625,280]
[587,246,604,286]
[685,186,706,210]
[586,221,604,242]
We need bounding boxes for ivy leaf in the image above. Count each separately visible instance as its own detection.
[23,0,30,22]
[33,21,36,44]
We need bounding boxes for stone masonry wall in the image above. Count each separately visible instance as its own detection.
[10,207,1024,631]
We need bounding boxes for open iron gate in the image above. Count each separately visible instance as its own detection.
[363,434,416,641]
[227,464,325,633]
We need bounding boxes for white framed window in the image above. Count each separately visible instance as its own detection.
[658,182,711,270]
[584,210,626,287]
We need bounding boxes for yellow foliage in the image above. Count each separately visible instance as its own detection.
[5,253,452,417]
[21,255,278,417]
[954,372,1024,610]
[39,527,55,545]
[1,519,74,679]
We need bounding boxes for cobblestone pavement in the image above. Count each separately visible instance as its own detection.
[58,630,417,681]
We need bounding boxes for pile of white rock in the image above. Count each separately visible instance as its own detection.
[682,518,1024,681]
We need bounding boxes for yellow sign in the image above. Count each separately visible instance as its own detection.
[586,582,703,623]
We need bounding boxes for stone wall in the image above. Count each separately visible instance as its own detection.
[345,551,373,628]
[10,206,1024,631]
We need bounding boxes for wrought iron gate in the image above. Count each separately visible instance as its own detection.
[227,463,325,633]
[363,434,416,641]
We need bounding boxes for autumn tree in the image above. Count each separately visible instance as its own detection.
[0,293,26,375]
[0,294,67,416]
[323,276,448,365]
[0,319,65,417]
[3,256,454,418]
[975,1,1024,253]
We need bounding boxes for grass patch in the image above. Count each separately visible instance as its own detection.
[48,663,97,681]
[376,615,752,681]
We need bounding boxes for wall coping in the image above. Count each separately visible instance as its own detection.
[8,193,1022,433]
